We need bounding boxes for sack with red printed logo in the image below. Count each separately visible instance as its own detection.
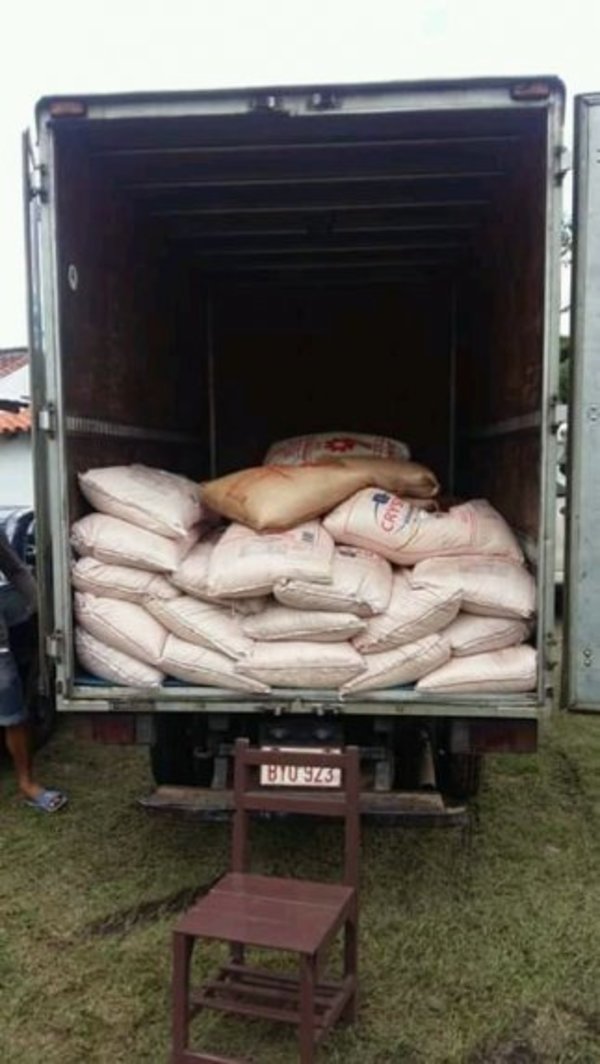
[323,492,523,566]
[264,432,410,465]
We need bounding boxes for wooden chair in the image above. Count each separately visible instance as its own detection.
[171,738,361,1064]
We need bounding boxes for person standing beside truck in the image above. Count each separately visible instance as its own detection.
[0,532,67,812]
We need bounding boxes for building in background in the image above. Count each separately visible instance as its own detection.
[0,348,32,507]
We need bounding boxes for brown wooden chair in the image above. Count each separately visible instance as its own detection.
[171,738,361,1064]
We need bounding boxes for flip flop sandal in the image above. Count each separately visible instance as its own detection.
[25,789,68,813]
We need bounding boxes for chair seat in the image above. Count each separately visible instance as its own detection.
[176,873,355,955]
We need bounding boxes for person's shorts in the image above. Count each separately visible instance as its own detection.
[0,648,27,727]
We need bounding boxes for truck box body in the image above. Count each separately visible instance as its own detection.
[25,77,600,745]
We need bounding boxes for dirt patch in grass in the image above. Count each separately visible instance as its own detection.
[2,712,600,1063]
[84,877,219,937]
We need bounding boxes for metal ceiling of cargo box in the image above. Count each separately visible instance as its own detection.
[67,106,546,283]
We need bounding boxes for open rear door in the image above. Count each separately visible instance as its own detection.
[22,130,53,701]
[566,94,600,710]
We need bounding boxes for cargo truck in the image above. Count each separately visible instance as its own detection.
[23,76,600,818]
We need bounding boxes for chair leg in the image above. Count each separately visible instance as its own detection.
[342,911,359,1024]
[299,953,317,1064]
[230,942,245,965]
[172,931,194,1062]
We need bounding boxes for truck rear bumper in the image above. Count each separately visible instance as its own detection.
[139,785,468,828]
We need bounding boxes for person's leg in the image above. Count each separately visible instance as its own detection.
[4,721,41,800]
[1,649,66,811]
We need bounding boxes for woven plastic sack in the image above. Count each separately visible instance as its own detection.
[75,627,164,687]
[442,613,532,657]
[74,592,167,666]
[229,597,271,616]
[161,634,270,692]
[242,604,366,643]
[71,513,197,573]
[340,634,450,694]
[208,521,334,598]
[235,640,365,689]
[324,493,523,566]
[146,596,252,660]
[265,432,410,464]
[274,546,393,617]
[78,464,204,539]
[410,556,536,619]
[171,533,222,599]
[354,571,461,654]
[417,645,537,693]
[315,456,439,498]
[72,557,178,604]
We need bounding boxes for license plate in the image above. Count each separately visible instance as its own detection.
[260,747,341,788]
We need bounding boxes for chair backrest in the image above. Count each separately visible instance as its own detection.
[231,738,361,889]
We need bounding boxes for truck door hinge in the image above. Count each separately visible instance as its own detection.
[545,631,560,670]
[28,164,48,203]
[554,146,572,185]
[46,631,64,662]
[548,394,564,433]
[37,404,57,437]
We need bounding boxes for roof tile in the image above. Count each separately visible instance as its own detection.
[0,407,31,435]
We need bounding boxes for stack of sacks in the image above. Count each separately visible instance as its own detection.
[322,489,537,693]
[70,443,538,696]
[410,557,536,694]
[196,450,458,693]
[71,465,206,687]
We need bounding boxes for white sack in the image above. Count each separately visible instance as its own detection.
[208,521,334,598]
[442,613,532,657]
[146,596,252,660]
[71,513,197,573]
[161,634,270,692]
[416,645,537,694]
[78,464,204,539]
[410,556,536,620]
[265,431,410,465]
[275,545,392,617]
[324,493,523,566]
[242,604,366,643]
[74,592,167,666]
[75,627,164,687]
[72,557,178,603]
[354,571,461,654]
[171,533,222,599]
[235,640,365,689]
[340,634,450,694]
[229,597,271,616]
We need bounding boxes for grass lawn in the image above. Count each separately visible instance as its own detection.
[2,712,600,1063]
